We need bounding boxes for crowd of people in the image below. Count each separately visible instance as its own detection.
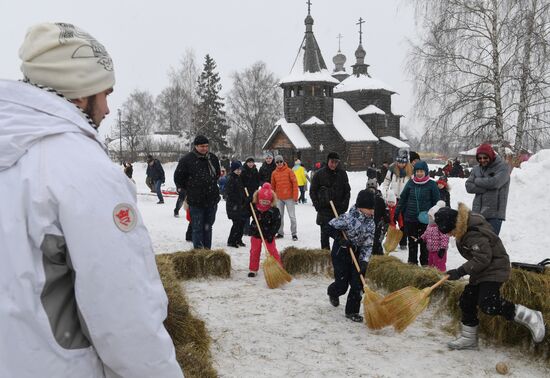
[2,22,545,378]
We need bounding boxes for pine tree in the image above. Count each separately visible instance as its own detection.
[193,54,229,153]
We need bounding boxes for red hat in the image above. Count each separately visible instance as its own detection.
[476,143,496,162]
[437,179,447,188]
[257,183,273,212]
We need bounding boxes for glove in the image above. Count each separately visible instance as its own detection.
[360,261,368,276]
[339,238,352,249]
[266,236,273,243]
[445,266,466,281]
[437,248,446,259]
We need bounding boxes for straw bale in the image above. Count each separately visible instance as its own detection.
[171,249,231,280]
[280,247,333,276]
[155,254,217,377]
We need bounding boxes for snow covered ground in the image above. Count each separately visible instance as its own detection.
[133,152,550,377]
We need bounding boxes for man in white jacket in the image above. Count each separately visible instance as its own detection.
[0,23,183,377]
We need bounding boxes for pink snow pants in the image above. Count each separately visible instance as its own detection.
[249,236,281,272]
[428,250,446,272]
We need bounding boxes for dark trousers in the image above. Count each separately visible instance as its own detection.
[174,191,185,214]
[298,186,306,203]
[460,282,515,327]
[487,218,503,235]
[372,221,385,255]
[228,218,245,245]
[154,180,164,202]
[189,204,217,249]
[185,222,192,241]
[404,220,428,266]
[242,216,251,236]
[320,222,331,250]
[327,240,363,315]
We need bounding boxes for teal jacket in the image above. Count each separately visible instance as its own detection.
[396,179,440,222]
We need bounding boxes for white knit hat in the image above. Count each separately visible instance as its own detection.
[428,200,446,224]
[386,190,397,204]
[19,22,115,99]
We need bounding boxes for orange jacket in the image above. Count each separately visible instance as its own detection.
[271,163,299,201]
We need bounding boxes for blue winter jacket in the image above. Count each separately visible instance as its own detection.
[328,206,375,263]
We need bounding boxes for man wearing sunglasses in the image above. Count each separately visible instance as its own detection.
[465,143,510,235]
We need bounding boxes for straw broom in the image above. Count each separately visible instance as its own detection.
[329,201,391,329]
[383,225,403,255]
[380,275,449,332]
[245,188,292,289]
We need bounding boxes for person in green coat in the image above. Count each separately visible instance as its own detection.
[395,160,440,266]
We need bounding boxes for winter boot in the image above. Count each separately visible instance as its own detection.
[514,304,545,343]
[329,295,339,307]
[345,313,363,323]
[448,324,478,350]
[247,271,257,278]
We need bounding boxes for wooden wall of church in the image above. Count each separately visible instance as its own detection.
[344,142,377,170]
[334,91,392,114]
[284,96,334,125]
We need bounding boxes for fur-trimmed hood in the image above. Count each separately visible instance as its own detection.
[453,202,470,240]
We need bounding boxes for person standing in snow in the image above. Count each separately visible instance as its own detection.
[0,23,182,377]
[326,190,376,322]
[146,154,165,204]
[259,152,276,185]
[292,159,309,204]
[174,135,221,249]
[465,143,510,235]
[225,161,248,248]
[435,204,545,350]
[240,156,260,236]
[365,178,389,256]
[395,161,440,266]
[271,155,299,241]
[248,183,282,277]
[218,167,228,200]
[420,201,448,272]
[437,178,451,207]
[310,152,351,250]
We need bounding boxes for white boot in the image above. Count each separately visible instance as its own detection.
[448,324,478,350]
[514,304,545,343]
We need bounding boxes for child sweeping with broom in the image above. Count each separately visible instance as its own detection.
[248,183,282,278]
[327,190,376,322]
[434,203,546,350]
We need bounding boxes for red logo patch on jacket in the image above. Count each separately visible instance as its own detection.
[113,203,137,232]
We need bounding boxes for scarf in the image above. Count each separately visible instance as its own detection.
[412,175,430,185]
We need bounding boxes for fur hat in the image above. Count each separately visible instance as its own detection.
[327,152,340,162]
[428,200,446,224]
[386,190,397,204]
[476,143,496,162]
[19,23,115,99]
[355,189,375,209]
[254,183,277,212]
[435,207,459,234]
[193,135,209,146]
[230,160,242,172]
[409,151,421,163]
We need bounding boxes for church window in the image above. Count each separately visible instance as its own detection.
[297,86,304,96]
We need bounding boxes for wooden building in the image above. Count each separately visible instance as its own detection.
[263,8,409,171]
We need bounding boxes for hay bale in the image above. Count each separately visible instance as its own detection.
[280,247,333,276]
[171,249,231,280]
[156,254,217,377]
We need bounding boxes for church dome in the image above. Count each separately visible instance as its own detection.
[355,44,366,60]
[304,14,314,25]
[333,52,346,66]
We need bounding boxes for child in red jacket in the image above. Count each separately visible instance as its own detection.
[420,201,449,271]
[386,190,403,229]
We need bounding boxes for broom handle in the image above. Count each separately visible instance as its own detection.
[428,275,449,292]
[244,188,272,256]
[329,201,367,287]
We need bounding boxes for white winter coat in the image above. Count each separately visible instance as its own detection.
[381,162,411,200]
[0,80,183,378]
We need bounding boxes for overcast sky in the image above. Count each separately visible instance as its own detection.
[0,0,419,138]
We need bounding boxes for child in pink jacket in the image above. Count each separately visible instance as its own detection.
[420,201,449,271]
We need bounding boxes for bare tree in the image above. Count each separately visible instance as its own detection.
[118,89,156,160]
[227,61,281,157]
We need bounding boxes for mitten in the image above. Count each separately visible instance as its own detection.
[359,261,368,276]
[437,248,446,259]
[339,238,352,249]
[445,266,466,281]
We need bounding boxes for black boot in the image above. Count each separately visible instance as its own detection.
[329,295,339,307]
[345,313,363,322]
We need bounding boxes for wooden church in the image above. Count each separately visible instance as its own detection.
[262,6,409,171]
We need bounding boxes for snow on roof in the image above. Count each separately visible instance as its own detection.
[263,118,312,150]
[332,98,378,142]
[280,44,340,85]
[380,136,410,149]
[400,130,408,141]
[334,74,396,94]
[357,105,385,115]
[302,116,325,125]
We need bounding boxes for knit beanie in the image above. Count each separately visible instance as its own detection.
[413,160,429,174]
[476,143,496,162]
[230,160,242,172]
[326,152,340,162]
[257,183,273,212]
[396,150,408,164]
[434,207,458,234]
[19,23,115,99]
[409,151,421,163]
[264,151,273,159]
[428,200,446,224]
[274,155,284,163]
[366,178,378,190]
[355,189,375,210]
[437,178,448,188]
[386,190,397,204]
[245,156,255,163]
[193,135,209,146]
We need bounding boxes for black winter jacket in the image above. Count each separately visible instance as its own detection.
[249,206,281,241]
[241,165,260,198]
[146,159,165,182]
[224,172,247,220]
[259,161,276,185]
[310,166,351,224]
[174,150,221,207]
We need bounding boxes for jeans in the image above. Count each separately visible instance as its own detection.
[298,186,306,203]
[189,204,217,249]
[174,191,185,214]
[460,282,515,327]
[154,180,164,202]
[277,198,297,236]
[486,218,503,235]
